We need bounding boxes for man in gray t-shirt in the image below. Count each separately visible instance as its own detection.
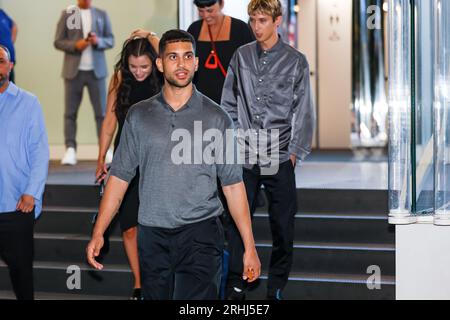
[86,30,260,300]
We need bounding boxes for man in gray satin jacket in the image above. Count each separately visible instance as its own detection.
[221,0,315,300]
[54,0,114,165]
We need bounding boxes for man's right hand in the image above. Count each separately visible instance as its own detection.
[75,39,90,52]
[86,236,105,270]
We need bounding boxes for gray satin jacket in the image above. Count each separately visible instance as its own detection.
[221,37,315,167]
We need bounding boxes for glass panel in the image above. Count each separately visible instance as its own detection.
[414,0,434,214]
[388,0,413,219]
[434,0,450,224]
[352,0,388,147]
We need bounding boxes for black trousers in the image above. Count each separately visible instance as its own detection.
[0,211,35,300]
[138,217,224,300]
[226,160,297,293]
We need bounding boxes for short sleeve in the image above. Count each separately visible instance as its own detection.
[215,115,243,186]
[109,111,139,183]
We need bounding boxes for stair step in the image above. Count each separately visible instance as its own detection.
[0,260,133,297]
[43,185,100,208]
[36,208,394,244]
[253,213,394,244]
[255,189,388,214]
[31,233,394,276]
[43,185,388,214]
[0,290,127,300]
[0,260,394,300]
[246,272,395,300]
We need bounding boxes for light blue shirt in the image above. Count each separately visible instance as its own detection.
[0,82,49,218]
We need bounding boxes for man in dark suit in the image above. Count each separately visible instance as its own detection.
[54,0,114,165]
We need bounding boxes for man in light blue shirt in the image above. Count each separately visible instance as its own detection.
[0,45,49,300]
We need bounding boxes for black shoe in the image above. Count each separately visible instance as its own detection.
[267,289,283,300]
[227,287,246,301]
[130,288,143,300]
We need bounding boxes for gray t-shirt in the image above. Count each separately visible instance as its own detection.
[110,88,243,229]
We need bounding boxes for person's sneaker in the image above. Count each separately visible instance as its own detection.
[105,148,114,164]
[227,287,246,301]
[130,288,143,300]
[267,288,283,300]
[61,147,77,165]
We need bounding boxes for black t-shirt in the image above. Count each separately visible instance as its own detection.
[188,17,255,104]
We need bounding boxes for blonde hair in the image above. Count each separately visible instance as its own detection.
[248,0,283,21]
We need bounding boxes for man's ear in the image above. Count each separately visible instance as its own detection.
[195,57,199,72]
[275,15,283,28]
[9,62,14,71]
[156,57,164,73]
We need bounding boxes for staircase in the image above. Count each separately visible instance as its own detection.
[247,189,394,299]
[0,184,394,300]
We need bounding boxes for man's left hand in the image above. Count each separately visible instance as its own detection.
[290,154,297,168]
[16,194,35,213]
[243,247,261,283]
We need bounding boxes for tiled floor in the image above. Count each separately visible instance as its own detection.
[296,161,387,190]
[47,151,388,190]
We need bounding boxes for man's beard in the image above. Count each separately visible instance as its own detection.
[0,73,8,87]
[165,72,194,89]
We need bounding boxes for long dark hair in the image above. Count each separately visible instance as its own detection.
[111,38,162,121]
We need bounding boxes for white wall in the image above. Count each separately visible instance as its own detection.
[222,0,250,23]
[297,0,318,148]
[317,0,352,149]
[396,224,450,300]
[179,0,250,30]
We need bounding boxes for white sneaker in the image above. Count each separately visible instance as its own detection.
[61,147,77,165]
[105,148,114,164]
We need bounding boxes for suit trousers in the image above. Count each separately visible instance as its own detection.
[225,160,297,293]
[0,211,35,300]
[64,70,106,149]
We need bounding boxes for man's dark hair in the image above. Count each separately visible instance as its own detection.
[159,29,196,56]
[0,45,11,61]
[193,0,222,8]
